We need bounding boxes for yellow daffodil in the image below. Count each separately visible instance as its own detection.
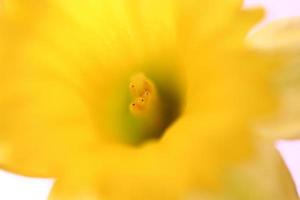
[249,17,300,139]
[0,0,296,199]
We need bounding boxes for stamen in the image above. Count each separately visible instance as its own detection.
[123,71,182,144]
[129,73,159,117]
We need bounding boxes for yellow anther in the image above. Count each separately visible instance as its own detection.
[129,73,158,117]
[129,73,154,98]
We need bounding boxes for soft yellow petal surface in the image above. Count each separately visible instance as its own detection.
[249,17,300,52]
[249,17,300,139]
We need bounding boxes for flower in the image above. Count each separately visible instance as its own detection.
[249,17,300,139]
[0,0,293,199]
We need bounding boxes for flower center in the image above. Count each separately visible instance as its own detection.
[98,61,184,146]
[128,73,163,139]
[129,73,160,117]
[113,69,183,146]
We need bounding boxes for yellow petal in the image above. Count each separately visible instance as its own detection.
[248,17,300,140]
[248,17,300,52]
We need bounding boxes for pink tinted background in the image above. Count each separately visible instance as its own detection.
[245,0,300,22]
[277,141,300,196]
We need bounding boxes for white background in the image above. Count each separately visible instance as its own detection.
[1,0,300,199]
